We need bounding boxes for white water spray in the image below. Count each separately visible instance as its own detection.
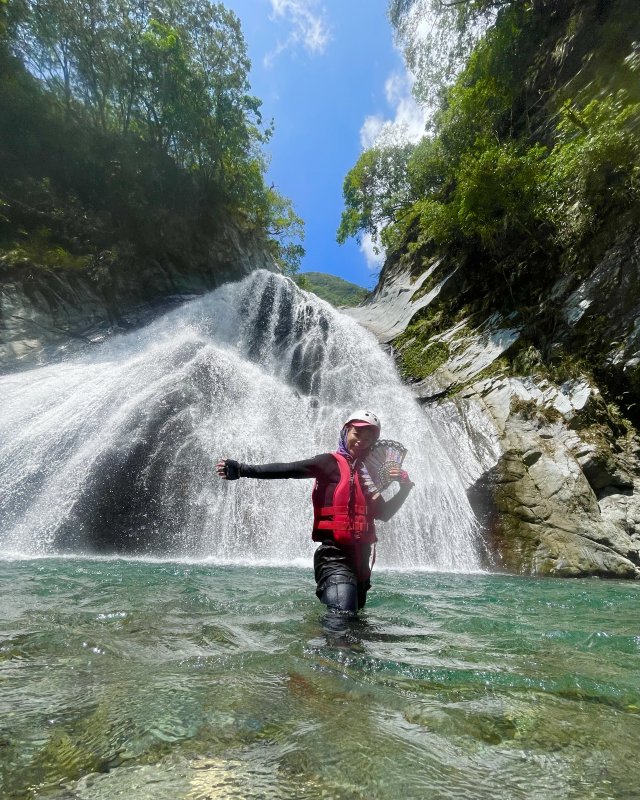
[0,271,481,570]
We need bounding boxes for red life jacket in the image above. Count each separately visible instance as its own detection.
[312,452,377,545]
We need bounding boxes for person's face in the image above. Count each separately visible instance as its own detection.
[346,424,377,457]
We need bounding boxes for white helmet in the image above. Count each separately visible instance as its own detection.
[343,409,381,436]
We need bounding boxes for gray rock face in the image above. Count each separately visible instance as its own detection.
[351,251,640,578]
[346,257,459,343]
[553,223,640,419]
[562,226,640,378]
[0,221,276,369]
[462,378,640,577]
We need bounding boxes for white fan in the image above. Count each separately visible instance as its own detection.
[361,439,408,495]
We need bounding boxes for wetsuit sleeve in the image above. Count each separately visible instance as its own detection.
[371,482,413,522]
[239,453,335,481]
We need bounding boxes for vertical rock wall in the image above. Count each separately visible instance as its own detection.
[346,228,640,578]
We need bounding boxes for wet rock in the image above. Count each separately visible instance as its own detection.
[466,376,640,577]
[354,248,640,579]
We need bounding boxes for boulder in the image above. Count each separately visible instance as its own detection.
[465,377,640,577]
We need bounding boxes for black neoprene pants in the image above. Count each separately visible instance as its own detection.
[319,580,368,613]
[314,541,371,613]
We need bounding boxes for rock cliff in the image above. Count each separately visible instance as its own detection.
[343,0,640,578]
[348,219,640,578]
[0,221,276,369]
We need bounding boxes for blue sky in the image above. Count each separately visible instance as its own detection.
[224,0,426,289]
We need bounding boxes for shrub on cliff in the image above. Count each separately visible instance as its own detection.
[338,0,640,294]
[545,92,640,246]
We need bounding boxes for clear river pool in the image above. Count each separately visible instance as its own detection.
[2,559,639,799]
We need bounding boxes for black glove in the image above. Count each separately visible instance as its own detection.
[222,459,241,480]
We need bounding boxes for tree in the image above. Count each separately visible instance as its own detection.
[1,0,305,279]
[8,0,266,182]
[8,0,83,112]
[388,0,519,108]
[337,143,415,249]
[0,0,7,45]
[262,189,306,275]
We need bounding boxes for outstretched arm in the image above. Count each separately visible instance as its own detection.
[216,455,335,481]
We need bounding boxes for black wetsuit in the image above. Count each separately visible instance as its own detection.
[238,454,412,611]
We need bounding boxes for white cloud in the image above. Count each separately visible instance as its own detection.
[360,115,385,150]
[384,72,407,106]
[265,0,331,66]
[360,70,429,149]
[360,233,385,272]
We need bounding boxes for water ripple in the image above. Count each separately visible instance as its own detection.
[1,560,639,799]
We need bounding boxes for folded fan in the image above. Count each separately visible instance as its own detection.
[361,439,408,495]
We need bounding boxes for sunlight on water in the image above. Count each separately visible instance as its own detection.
[1,560,639,800]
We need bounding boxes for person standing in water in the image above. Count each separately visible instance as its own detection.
[216,410,414,614]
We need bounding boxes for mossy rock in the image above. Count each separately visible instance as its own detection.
[399,340,450,380]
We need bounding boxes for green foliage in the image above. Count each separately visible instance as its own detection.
[391,301,461,380]
[545,93,640,244]
[2,227,90,270]
[337,143,415,250]
[437,77,512,161]
[340,0,640,294]
[406,136,448,198]
[293,273,312,291]
[297,272,369,307]
[260,189,305,275]
[339,135,549,256]
[8,0,267,174]
[388,0,506,107]
[453,141,549,246]
[398,339,450,380]
[0,0,304,277]
[338,3,536,254]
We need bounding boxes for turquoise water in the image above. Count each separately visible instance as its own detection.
[1,560,639,799]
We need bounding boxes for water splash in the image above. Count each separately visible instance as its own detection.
[0,271,481,570]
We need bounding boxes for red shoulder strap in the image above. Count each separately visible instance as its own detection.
[331,452,352,483]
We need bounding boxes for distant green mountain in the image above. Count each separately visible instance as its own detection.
[295,272,369,307]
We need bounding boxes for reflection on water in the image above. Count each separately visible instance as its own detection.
[1,559,639,799]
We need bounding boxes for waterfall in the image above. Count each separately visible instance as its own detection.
[0,270,481,571]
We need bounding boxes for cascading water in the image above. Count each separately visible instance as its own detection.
[0,270,481,570]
